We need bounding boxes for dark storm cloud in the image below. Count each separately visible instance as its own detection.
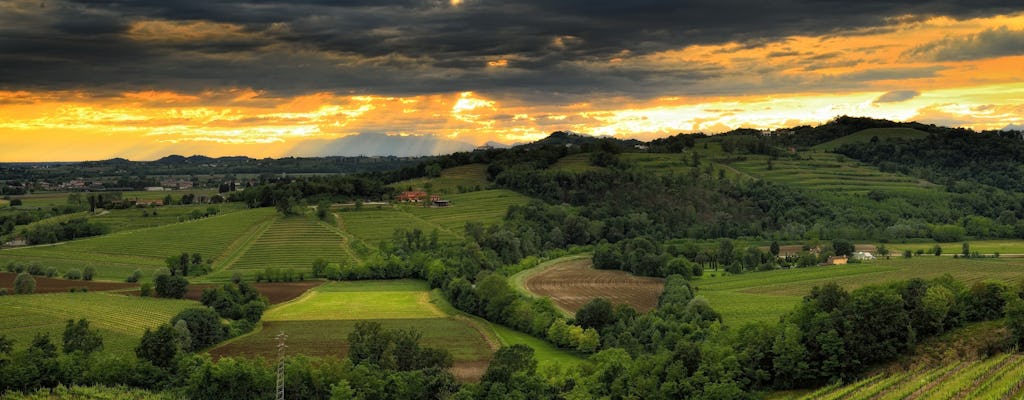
[906,26,1024,61]
[0,0,1021,98]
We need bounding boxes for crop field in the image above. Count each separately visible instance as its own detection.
[0,292,196,356]
[210,280,496,381]
[0,272,137,294]
[89,203,247,232]
[886,239,1024,255]
[340,189,529,246]
[774,353,1024,400]
[519,256,666,313]
[339,209,459,245]
[215,216,356,279]
[10,190,217,209]
[621,153,696,174]
[0,208,276,280]
[391,163,490,194]
[699,256,1024,326]
[404,189,530,232]
[812,127,930,151]
[726,152,938,195]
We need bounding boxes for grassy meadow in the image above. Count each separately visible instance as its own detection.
[699,256,1024,326]
[0,292,196,356]
[10,190,218,209]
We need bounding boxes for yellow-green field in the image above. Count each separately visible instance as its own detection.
[210,216,358,280]
[391,163,490,194]
[699,256,1024,326]
[339,189,529,244]
[0,292,196,356]
[11,190,218,209]
[812,127,930,151]
[0,208,277,280]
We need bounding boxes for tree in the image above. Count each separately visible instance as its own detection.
[171,308,225,351]
[13,272,35,294]
[83,266,95,281]
[62,319,103,354]
[962,242,971,257]
[154,274,188,299]
[136,324,179,369]
[1005,297,1024,347]
[481,344,537,384]
[769,240,780,257]
[832,239,854,257]
[932,244,943,256]
[576,298,615,330]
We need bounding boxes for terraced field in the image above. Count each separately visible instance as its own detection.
[780,353,1024,400]
[0,292,196,356]
[339,209,459,245]
[699,256,1024,326]
[0,208,275,280]
[549,153,602,173]
[727,152,937,194]
[11,190,217,209]
[215,216,357,280]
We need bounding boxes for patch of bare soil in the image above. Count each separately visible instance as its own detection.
[525,258,665,313]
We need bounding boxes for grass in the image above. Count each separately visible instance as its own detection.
[727,152,937,195]
[0,208,276,280]
[215,280,493,366]
[428,289,586,369]
[698,256,1024,326]
[0,292,196,356]
[390,164,491,195]
[812,127,930,151]
[89,203,248,233]
[549,153,602,173]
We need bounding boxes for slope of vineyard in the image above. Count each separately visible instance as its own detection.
[215,216,357,280]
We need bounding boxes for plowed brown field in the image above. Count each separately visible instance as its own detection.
[0,272,137,293]
[524,258,665,313]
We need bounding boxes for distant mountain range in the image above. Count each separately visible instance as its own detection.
[289,132,484,157]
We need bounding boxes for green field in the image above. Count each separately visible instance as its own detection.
[726,152,937,195]
[550,153,602,173]
[0,208,276,280]
[90,203,247,233]
[886,239,1024,255]
[0,292,196,356]
[11,190,217,209]
[339,189,529,245]
[699,256,1024,326]
[212,280,493,368]
[770,352,1024,400]
[812,127,930,151]
[391,163,491,194]
[211,215,357,280]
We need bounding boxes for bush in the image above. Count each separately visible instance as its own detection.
[139,283,153,297]
[83,266,95,281]
[14,272,36,294]
[125,269,142,283]
[171,308,226,351]
[0,288,7,295]
[27,263,44,276]
[44,267,58,277]
[65,269,83,280]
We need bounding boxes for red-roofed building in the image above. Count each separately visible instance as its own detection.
[396,191,440,203]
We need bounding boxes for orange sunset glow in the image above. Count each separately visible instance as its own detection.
[1,1,1022,161]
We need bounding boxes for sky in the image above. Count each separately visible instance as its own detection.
[1,0,1023,161]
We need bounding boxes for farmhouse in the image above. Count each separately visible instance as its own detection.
[827,255,848,265]
[396,191,440,203]
[433,199,451,207]
[134,199,164,207]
